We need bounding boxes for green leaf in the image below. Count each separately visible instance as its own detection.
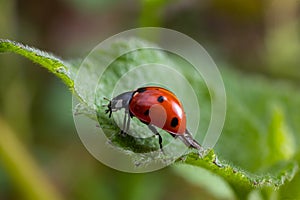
[0,39,74,89]
[176,151,298,199]
[172,163,235,200]
[1,38,299,199]
[266,104,296,165]
[214,69,300,171]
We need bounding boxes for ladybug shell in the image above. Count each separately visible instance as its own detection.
[129,87,186,135]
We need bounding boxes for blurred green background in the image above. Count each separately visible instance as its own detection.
[0,0,299,199]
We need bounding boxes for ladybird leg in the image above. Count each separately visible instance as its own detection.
[183,129,205,156]
[125,111,131,132]
[120,111,127,135]
[120,111,128,136]
[177,135,192,147]
[120,110,131,136]
[147,125,164,153]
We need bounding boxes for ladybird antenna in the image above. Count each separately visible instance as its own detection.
[102,97,111,107]
[103,97,111,101]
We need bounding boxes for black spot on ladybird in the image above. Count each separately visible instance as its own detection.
[171,117,178,127]
[157,96,164,103]
[144,109,149,116]
[136,88,147,93]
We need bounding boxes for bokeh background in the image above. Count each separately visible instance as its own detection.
[0,0,299,199]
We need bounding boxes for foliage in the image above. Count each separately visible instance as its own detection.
[0,38,299,199]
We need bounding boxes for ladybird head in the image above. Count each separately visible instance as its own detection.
[105,91,134,118]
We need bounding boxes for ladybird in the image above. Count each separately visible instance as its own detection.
[105,86,203,153]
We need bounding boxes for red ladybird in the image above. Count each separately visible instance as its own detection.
[105,86,203,152]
